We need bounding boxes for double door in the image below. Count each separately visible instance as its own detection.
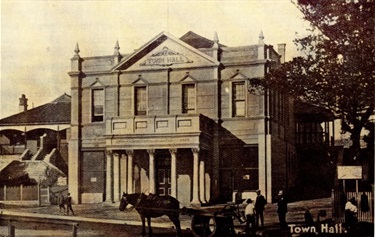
[156,156,171,196]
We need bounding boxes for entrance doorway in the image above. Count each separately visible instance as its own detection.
[156,154,171,196]
[220,170,234,203]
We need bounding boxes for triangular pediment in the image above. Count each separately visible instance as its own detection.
[230,70,249,80]
[132,75,149,85]
[180,72,197,82]
[112,31,219,72]
[90,78,106,88]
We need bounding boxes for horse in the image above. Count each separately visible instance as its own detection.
[119,192,182,237]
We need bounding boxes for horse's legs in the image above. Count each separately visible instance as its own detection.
[140,215,146,236]
[169,215,182,237]
[147,217,152,236]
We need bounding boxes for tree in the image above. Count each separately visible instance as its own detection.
[263,0,375,159]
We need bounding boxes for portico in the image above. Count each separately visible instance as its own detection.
[104,147,209,206]
[103,114,213,206]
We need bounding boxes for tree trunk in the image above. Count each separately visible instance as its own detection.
[350,126,362,161]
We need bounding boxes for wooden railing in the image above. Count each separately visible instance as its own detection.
[1,213,79,237]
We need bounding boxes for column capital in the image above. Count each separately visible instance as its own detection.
[169,149,177,155]
[106,150,113,156]
[120,153,127,159]
[191,148,200,154]
[113,152,120,158]
[147,149,155,155]
[126,150,134,156]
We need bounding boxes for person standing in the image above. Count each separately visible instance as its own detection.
[66,193,75,216]
[254,189,266,228]
[344,197,357,230]
[245,198,256,236]
[360,192,369,213]
[57,193,65,215]
[276,190,288,229]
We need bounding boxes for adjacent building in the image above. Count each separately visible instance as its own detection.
[0,94,70,204]
[68,31,297,206]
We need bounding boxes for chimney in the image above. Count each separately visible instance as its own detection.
[277,44,286,64]
[19,94,28,112]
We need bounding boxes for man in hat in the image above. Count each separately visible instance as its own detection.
[277,190,288,229]
[57,192,65,214]
[255,189,267,228]
[66,193,75,216]
[245,198,256,235]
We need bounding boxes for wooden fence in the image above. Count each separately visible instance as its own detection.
[333,190,374,223]
[0,185,50,206]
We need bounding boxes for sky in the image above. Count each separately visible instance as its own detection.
[0,0,311,119]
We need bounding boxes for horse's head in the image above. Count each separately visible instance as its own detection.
[119,192,129,211]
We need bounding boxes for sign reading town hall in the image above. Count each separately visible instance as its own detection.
[140,46,193,66]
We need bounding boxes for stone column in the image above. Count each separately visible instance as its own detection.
[113,153,120,202]
[191,148,200,205]
[120,154,128,195]
[148,149,156,194]
[170,149,177,198]
[199,159,206,203]
[105,151,113,203]
[126,150,134,194]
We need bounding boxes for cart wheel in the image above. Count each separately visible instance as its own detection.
[191,215,217,237]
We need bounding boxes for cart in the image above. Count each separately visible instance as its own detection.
[187,203,246,237]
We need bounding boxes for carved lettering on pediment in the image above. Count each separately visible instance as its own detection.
[140,46,193,66]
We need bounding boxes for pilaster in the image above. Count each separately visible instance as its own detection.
[105,150,113,203]
[68,43,83,204]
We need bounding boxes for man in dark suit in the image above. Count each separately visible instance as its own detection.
[66,193,75,216]
[255,189,267,228]
[277,190,288,229]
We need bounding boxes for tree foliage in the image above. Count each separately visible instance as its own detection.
[264,0,375,158]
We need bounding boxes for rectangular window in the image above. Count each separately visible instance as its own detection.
[92,89,104,122]
[232,82,245,117]
[182,84,196,114]
[135,86,147,115]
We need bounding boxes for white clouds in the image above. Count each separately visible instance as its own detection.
[1,0,310,118]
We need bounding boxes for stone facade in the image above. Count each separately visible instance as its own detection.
[68,31,296,206]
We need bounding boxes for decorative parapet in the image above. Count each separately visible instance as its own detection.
[106,114,213,137]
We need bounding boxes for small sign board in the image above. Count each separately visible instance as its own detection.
[337,166,362,179]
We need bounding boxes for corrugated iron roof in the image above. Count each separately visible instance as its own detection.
[180,31,226,48]
[0,94,71,126]
[0,160,66,187]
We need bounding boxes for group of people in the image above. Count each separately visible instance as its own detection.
[244,189,288,235]
[244,190,267,235]
[57,192,75,215]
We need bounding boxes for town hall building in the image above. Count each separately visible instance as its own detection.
[68,31,297,206]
